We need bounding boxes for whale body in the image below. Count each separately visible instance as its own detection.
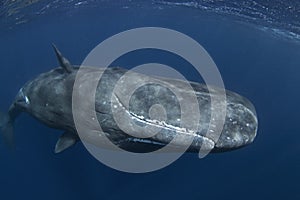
[0,45,258,154]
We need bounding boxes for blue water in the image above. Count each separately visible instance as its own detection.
[0,1,300,199]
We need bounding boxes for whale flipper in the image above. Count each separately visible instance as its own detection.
[52,44,74,73]
[55,131,79,153]
[0,112,14,149]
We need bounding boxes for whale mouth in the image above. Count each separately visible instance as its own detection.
[115,137,167,153]
[115,135,216,153]
[108,93,217,153]
[95,108,217,153]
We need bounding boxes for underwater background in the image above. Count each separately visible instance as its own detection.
[0,0,299,199]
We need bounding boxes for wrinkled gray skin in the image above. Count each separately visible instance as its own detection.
[7,45,258,154]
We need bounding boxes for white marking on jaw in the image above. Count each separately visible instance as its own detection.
[130,111,195,136]
[112,94,216,146]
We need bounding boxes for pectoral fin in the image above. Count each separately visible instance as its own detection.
[55,132,79,153]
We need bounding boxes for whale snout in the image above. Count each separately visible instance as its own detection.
[213,94,258,152]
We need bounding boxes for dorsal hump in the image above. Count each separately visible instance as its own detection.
[52,44,74,73]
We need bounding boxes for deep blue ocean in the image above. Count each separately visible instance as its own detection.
[0,0,299,199]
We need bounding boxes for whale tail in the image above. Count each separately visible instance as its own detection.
[0,112,15,149]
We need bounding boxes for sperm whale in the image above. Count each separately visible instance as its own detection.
[0,45,258,154]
